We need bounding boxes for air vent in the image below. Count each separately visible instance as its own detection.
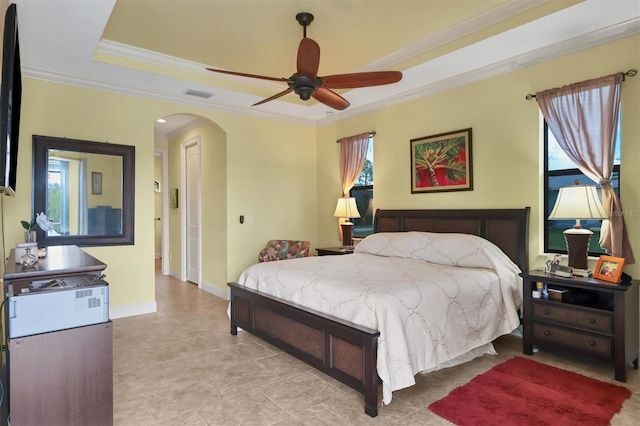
[76,289,92,298]
[184,89,214,99]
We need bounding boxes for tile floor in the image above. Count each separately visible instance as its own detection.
[112,262,639,425]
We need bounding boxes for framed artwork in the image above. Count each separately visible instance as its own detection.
[91,172,102,195]
[593,255,625,283]
[410,128,472,193]
[170,188,179,208]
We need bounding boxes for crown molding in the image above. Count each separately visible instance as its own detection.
[22,66,318,127]
[23,12,640,129]
[319,16,640,126]
[357,0,549,72]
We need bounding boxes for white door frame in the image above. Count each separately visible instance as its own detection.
[154,148,170,276]
[180,136,202,286]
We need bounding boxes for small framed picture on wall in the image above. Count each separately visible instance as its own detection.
[170,188,179,208]
[92,172,102,195]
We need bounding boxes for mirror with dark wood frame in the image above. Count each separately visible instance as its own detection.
[33,135,135,246]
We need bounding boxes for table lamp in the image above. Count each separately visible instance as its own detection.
[547,181,608,270]
[334,197,361,247]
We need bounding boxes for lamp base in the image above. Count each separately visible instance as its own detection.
[341,223,354,247]
[563,228,592,270]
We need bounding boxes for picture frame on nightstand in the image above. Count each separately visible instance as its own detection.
[594,255,625,283]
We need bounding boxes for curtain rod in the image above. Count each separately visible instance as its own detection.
[525,69,637,100]
[336,131,376,143]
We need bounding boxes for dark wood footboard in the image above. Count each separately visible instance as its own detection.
[228,282,381,417]
[228,207,530,416]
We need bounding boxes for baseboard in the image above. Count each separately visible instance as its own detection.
[169,269,181,280]
[511,324,524,337]
[201,281,229,300]
[110,301,157,319]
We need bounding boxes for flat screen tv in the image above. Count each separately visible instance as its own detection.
[0,4,21,196]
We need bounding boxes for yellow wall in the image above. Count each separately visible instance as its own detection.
[4,78,317,312]
[87,153,123,208]
[166,119,229,290]
[4,31,637,314]
[166,115,318,283]
[318,35,640,279]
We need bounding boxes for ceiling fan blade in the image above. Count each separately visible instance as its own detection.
[206,68,288,83]
[322,71,402,89]
[312,87,350,110]
[297,38,320,78]
[252,88,294,106]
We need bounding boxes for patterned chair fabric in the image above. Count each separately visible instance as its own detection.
[259,240,310,262]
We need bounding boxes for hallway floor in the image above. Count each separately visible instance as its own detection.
[111,261,639,425]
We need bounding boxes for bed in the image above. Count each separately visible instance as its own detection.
[228,208,529,417]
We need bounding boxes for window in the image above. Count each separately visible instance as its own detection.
[544,122,620,255]
[350,137,373,237]
[47,158,69,235]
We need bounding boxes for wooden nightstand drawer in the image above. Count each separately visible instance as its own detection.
[532,322,613,357]
[532,301,613,334]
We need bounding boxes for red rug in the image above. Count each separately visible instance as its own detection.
[429,357,632,426]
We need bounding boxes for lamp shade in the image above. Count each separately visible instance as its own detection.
[548,185,608,221]
[334,197,361,219]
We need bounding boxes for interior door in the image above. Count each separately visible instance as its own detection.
[185,142,200,284]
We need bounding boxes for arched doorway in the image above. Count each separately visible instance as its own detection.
[154,114,228,296]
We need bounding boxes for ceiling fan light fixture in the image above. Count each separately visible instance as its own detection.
[296,86,315,100]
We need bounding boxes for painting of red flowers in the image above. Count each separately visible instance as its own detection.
[410,128,473,193]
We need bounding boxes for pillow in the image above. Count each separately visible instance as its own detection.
[354,231,498,269]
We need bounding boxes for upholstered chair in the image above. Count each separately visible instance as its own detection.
[258,240,310,262]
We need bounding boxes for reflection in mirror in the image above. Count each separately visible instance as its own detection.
[33,135,135,246]
[48,149,123,236]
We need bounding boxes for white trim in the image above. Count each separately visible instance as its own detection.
[110,301,158,319]
[165,119,203,142]
[201,281,230,300]
[179,141,187,282]
[356,0,550,72]
[169,268,182,281]
[154,147,170,276]
[180,136,202,286]
[22,66,318,128]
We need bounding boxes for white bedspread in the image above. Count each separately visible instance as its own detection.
[237,232,523,404]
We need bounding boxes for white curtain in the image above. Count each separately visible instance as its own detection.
[339,132,370,197]
[78,158,88,234]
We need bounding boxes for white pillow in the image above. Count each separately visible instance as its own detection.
[354,231,496,269]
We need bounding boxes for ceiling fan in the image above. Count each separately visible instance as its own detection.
[206,12,402,110]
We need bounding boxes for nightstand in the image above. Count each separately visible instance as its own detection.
[316,246,353,256]
[520,270,639,382]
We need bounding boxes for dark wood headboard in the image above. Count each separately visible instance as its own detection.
[373,208,530,272]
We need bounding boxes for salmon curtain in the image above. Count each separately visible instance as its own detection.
[536,73,635,263]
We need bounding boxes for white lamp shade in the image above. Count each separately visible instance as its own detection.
[548,185,608,220]
[334,197,361,219]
